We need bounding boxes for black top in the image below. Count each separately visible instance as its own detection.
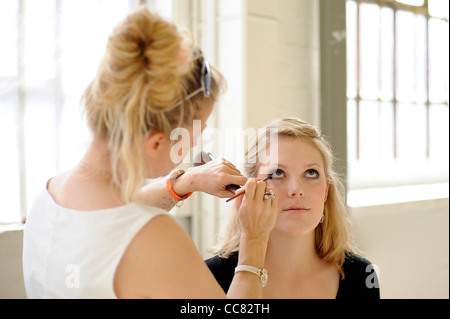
[206,252,380,299]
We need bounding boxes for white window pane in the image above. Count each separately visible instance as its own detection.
[429,18,449,104]
[347,99,358,161]
[379,102,395,159]
[0,0,18,17]
[429,0,449,19]
[0,91,21,223]
[61,0,133,96]
[360,3,380,100]
[415,14,428,103]
[218,19,244,117]
[24,0,57,84]
[1,1,148,223]
[397,103,428,160]
[61,0,103,96]
[0,0,19,77]
[346,0,357,99]
[99,0,132,34]
[26,0,56,15]
[429,104,449,160]
[24,89,58,211]
[359,101,380,161]
[359,100,394,161]
[395,11,428,103]
[219,0,243,15]
[396,10,416,103]
[380,7,394,101]
[148,0,174,18]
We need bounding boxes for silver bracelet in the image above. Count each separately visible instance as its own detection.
[235,265,268,288]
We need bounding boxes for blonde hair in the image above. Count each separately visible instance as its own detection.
[82,7,225,203]
[212,118,355,277]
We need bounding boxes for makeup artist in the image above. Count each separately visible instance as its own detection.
[22,7,277,299]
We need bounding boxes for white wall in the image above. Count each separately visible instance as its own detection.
[351,198,449,299]
[245,0,320,129]
[190,0,322,256]
[0,227,26,298]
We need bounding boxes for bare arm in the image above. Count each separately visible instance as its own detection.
[114,214,226,298]
[139,158,248,211]
[115,179,277,299]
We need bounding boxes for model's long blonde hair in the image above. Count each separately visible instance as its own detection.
[82,7,225,203]
[212,118,355,277]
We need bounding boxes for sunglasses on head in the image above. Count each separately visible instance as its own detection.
[168,59,211,111]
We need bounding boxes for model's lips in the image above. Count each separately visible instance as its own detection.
[283,206,311,213]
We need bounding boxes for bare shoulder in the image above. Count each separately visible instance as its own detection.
[47,169,123,210]
[114,214,225,299]
[46,171,71,202]
[47,172,66,192]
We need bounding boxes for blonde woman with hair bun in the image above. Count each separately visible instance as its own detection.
[23,7,277,299]
[206,117,380,299]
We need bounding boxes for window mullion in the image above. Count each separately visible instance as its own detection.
[54,0,63,173]
[18,0,27,223]
[425,0,431,158]
[356,0,361,161]
[393,5,398,159]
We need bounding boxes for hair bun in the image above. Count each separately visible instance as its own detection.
[177,29,195,75]
[105,8,194,109]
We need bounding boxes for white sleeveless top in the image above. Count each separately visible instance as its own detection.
[22,186,166,299]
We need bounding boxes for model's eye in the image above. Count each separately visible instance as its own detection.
[305,169,319,178]
[269,169,285,179]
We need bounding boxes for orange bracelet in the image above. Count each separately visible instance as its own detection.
[166,169,193,201]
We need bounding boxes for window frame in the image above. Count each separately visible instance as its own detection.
[320,0,449,204]
[0,0,145,224]
[349,0,448,161]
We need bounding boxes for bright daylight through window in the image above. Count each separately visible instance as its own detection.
[346,0,449,205]
[0,0,141,224]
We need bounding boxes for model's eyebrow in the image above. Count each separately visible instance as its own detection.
[306,163,322,168]
[272,163,288,170]
[261,163,287,172]
[274,163,323,169]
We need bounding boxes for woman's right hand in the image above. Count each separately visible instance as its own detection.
[234,178,277,243]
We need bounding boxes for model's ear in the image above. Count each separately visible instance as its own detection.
[144,131,167,158]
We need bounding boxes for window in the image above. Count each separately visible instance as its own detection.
[0,0,144,224]
[346,0,449,191]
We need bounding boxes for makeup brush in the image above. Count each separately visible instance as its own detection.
[225,175,272,203]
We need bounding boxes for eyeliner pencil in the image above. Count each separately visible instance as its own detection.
[225,176,272,203]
